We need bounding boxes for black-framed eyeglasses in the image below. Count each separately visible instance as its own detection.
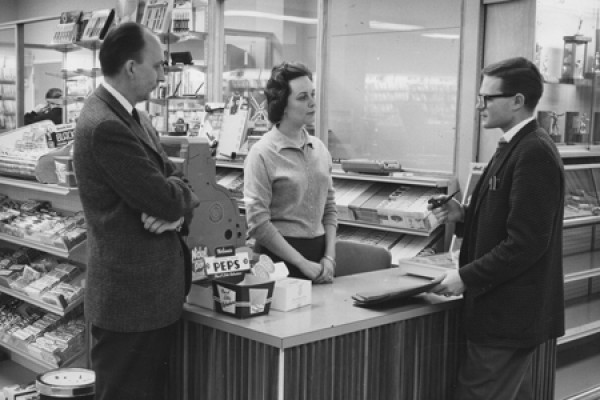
[477,93,517,108]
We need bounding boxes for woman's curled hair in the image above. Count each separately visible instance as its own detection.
[264,62,312,124]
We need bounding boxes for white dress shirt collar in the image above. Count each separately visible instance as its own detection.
[501,115,535,144]
[102,82,135,115]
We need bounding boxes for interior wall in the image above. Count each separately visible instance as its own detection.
[0,1,18,24]
[14,0,111,20]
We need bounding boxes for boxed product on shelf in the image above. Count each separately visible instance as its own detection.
[0,194,86,250]
[0,121,77,183]
[141,0,173,34]
[3,382,37,400]
[28,318,86,366]
[335,181,375,221]
[41,282,83,308]
[50,10,83,45]
[350,184,397,223]
[217,170,244,200]
[376,186,441,231]
[30,254,60,273]
[23,274,62,298]
[336,225,403,250]
[388,231,443,261]
[54,155,77,187]
[79,8,115,41]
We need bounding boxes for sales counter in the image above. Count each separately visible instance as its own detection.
[173,268,557,400]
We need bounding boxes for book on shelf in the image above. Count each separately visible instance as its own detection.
[335,181,376,221]
[389,232,443,262]
[80,8,116,42]
[350,184,396,223]
[377,186,441,231]
[216,170,244,200]
[336,225,442,261]
[171,0,193,35]
[141,0,174,34]
[51,10,83,45]
[337,225,402,250]
[216,96,250,161]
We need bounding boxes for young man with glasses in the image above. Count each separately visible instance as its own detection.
[429,57,565,400]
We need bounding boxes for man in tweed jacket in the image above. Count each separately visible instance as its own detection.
[430,57,565,400]
[73,23,199,400]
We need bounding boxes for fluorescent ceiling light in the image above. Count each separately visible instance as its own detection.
[369,20,423,31]
[422,33,460,40]
[225,10,317,25]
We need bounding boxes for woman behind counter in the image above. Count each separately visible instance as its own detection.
[244,62,337,284]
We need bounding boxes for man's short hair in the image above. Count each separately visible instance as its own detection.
[99,22,149,78]
[45,88,62,99]
[481,57,544,111]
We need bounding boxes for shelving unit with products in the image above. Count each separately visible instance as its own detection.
[0,178,87,374]
[146,20,208,135]
[46,40,102,124]
[216,160,456,260]
[0,58,17,133]
[147,56,207,135]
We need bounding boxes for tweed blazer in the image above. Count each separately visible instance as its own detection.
[74,85,199,332]
[457,120,565,348]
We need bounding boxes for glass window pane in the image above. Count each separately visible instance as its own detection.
[326,0,462,173]
[0,27,17,131]
[223,0,318,101]
[535,0,599,149]
[24,19,101,124]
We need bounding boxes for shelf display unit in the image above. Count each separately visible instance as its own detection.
[216,160,456,260]
[0,177,86,374]
[148,30,207,136]
[46,40,102,124]
[0,58,17,132]
[148,64,206,135]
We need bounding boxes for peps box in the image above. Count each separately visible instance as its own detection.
[212,274,275,319]
[186,245,276,318]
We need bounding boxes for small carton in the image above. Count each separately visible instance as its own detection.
[187,280,214,310]
[270,278,312,312]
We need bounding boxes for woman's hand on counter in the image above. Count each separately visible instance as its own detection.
[314,257,335,284]
[298,259,331,283]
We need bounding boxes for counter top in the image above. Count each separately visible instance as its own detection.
[183,268,460,349]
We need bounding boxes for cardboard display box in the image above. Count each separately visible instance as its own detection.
[212,274,275,319]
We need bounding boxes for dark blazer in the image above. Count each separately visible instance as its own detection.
[458,120,565,348]
[73,85,199,332]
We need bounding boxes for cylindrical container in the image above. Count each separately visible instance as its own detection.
[36,368,95,399]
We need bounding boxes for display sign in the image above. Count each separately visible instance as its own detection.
[204,250,250,276]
